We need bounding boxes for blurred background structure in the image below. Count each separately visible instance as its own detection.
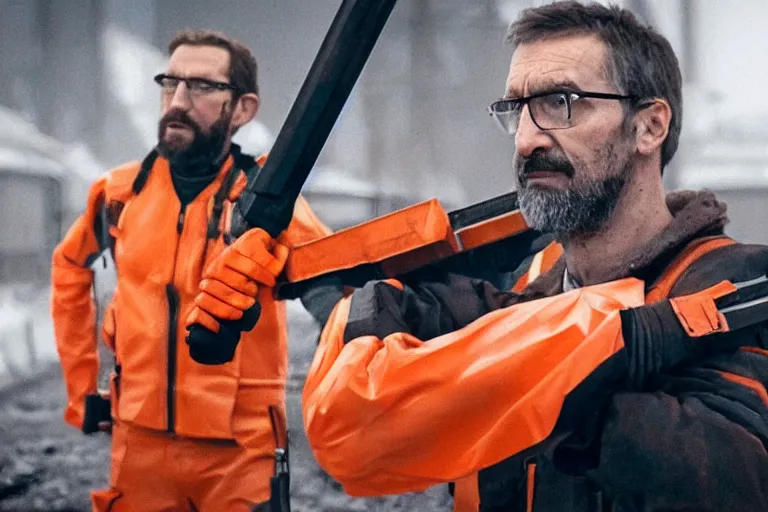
[1,0,768,510]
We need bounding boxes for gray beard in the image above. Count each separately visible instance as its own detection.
[519,170,629,237]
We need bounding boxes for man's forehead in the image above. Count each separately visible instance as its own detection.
[505,35,611,96]
[168,44,230,80]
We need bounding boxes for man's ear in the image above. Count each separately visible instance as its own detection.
[231,93,260,131]
[634,98,671,157]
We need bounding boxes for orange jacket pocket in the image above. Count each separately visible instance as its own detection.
[230,380,286,457]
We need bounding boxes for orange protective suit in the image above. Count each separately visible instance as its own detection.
[302,238,740,507]
[52,150,329,510]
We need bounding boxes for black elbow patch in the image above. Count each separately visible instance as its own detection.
[345,281,409,343]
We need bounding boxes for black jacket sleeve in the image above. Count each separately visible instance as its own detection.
[344,273,514,342]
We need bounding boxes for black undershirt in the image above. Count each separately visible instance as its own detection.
[170,166,220,207]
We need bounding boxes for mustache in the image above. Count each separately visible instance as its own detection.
[159,109,200,133]
[516,152,575,180]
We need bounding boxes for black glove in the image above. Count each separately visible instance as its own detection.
[186,304,262,365]
[82,393,112,434]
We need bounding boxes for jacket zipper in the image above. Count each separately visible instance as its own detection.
[165,283,179,433]
[177,208,185,234]
[166,205,186,433]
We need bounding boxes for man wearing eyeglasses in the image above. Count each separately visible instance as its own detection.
[286,2,768,512]
[187,3,768,512]
[51,29,331,511]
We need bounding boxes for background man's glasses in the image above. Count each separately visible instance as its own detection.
[154,73,238,97]
[487,90,638,135]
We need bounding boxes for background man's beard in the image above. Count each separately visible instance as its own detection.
[157,110,232,175]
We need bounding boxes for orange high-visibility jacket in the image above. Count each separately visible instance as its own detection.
[302,235,762,500]
[52,151,329,439]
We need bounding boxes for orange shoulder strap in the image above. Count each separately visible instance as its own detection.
[645,235,736,303]
[512,241,564,292]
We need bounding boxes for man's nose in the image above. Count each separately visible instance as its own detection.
[168,82,192,111]
[514,105,552,158]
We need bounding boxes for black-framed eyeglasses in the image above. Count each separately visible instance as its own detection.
[153,73,238,96]
[487,90,638,135]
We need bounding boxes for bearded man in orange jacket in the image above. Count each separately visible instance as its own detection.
[51,29,334,512]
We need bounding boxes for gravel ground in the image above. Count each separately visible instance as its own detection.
[0,368,453,512]
[0,367,110,512]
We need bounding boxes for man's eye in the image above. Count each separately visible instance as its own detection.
[549,93,569,108]
[189,80,215,92]
[161,78,180,89]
